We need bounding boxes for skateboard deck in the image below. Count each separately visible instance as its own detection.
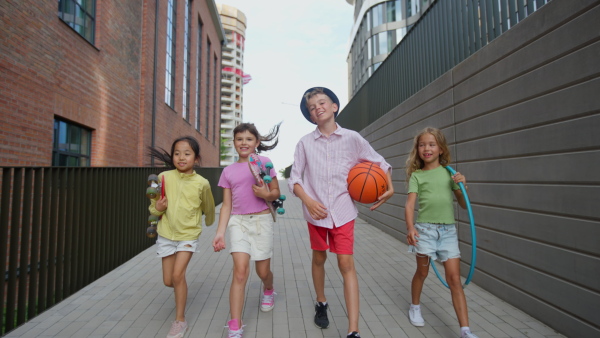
[145,174,165,238]
[248,153,277,221]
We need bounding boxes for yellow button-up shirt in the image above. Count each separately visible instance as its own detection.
[149,169,215,241]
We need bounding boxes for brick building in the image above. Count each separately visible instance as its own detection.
[0,0,224,167]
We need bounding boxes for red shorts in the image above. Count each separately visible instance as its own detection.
[307,220,355,255]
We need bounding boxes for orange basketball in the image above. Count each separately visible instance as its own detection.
[347,162,388,204]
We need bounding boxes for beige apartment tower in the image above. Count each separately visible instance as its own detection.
[217,4,248,166]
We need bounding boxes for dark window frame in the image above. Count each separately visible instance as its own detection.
[58,0,97,44]
[52,118,92,167]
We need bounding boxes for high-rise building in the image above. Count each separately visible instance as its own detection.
[346,0,434,99]
[217,4,248,166]
[0,0,224,167]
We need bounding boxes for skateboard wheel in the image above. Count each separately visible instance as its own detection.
[146,226,157,238]
[146,187,158,199]
[148,215,160,224]
[279,195,286,201]
[265,162,273,169]
[277,208,285,215]
[263,175,272,184]
[148,174,159,185]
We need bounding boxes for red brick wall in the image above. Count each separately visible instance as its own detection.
[0,0,222,167]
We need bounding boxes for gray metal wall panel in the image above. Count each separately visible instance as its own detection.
[354,1,600,336]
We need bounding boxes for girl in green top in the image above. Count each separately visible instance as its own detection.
[148,136,215,338]
[404,127,479,338]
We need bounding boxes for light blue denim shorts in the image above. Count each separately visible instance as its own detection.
[408,222,461,262]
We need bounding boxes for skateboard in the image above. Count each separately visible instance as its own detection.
[248,153,286,221]
[145,174,165,238]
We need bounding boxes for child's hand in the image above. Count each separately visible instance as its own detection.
[452,172,467,188]
[252,181,269,199]
[370,187,395,211]
[155,196,168,212]
[406,227,420,246]
[212,233,226,252]
[305,199,328,220]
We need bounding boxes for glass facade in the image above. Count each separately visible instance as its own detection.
[165,0,177,108]
[182,0,191,120]
[58,0,96,44]
[52,119,91,167]
[348,0,432,97]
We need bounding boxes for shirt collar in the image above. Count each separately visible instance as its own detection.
[311,123,344,139]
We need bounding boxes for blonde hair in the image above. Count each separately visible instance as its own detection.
[405,127,451,181]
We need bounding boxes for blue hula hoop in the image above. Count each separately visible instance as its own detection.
[429,166,477,288]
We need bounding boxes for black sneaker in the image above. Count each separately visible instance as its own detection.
[347,331,361,338]
[314,302,329,329]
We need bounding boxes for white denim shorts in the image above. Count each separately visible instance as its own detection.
[155,234,199,258]
[227,214,274,261]
[408,223,461,262]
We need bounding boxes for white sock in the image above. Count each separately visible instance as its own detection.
[410,304,420,310]
[461,327,470,336]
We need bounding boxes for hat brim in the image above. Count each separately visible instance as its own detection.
[300,87,340,124]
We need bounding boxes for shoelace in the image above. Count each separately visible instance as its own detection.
[262,291,276,305]
[225,324,245,338]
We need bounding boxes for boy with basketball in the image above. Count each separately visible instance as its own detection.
[288,87,393,338]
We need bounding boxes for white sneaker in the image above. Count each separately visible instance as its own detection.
[260,289,276,312]
[462,332,479,338]
[409,306,425,327]
[166,320,187,338]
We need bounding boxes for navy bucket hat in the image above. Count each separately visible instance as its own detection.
[299,87,340,124]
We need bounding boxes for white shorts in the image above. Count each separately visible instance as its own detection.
[227,214,274,261]
[155,234,199,258]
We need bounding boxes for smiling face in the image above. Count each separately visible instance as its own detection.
[307,93,338,125]
[417,133,443,169]
[234,130,260,161]
[173,140,197,174]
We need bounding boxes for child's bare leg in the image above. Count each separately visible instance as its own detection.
[312,250,327,302]
[255,258,273,290]
[338,254,359,333]
[162,251,193,322]
[444,258,469,327]
[230,252,251,323]
[411,254,430,304]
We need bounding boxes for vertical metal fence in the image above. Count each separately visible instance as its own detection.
[0,166,223,335]
[338,0,551,131]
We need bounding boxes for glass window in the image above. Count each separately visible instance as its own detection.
[58,0,96,44]
[367,36,372,60]
[387,0,402,22]
[396,27,407,44]
[196,21,203,131]
[377,31,387,55]
[165,0,177,108]
[53,119,91,167]
[407,0,420,17]
[371,3,383,28]
[182,0,191,120]
[387,30,395,53]
[205,40,211,136]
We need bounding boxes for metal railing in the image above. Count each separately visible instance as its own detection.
[338,0,551,131]
[0,166,223,335]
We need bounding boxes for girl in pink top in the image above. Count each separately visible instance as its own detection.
[212,122,281,338]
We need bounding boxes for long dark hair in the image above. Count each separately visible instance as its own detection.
[233,122,281,153]
[148,136,201,168]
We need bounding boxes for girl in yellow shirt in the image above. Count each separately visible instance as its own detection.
[148,136,215,338]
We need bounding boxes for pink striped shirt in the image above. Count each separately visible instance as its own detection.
[288,124,391,229]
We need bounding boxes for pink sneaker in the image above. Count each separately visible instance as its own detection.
[260,288,276,312]
[227,319,244,338]
[167,320,187,338]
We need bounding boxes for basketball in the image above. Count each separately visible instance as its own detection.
[347,162,388,204]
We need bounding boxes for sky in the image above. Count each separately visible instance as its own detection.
[217,0,355,176]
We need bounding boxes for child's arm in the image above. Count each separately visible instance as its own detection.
[201,183,216,226]
[293,183,328,220]
[452,172,468,209]
[405,192,419,245]
[370,169,395,211]
[212,188,232,252]
[252,177,281,201]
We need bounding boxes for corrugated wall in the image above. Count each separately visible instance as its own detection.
[354,1,600,337]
